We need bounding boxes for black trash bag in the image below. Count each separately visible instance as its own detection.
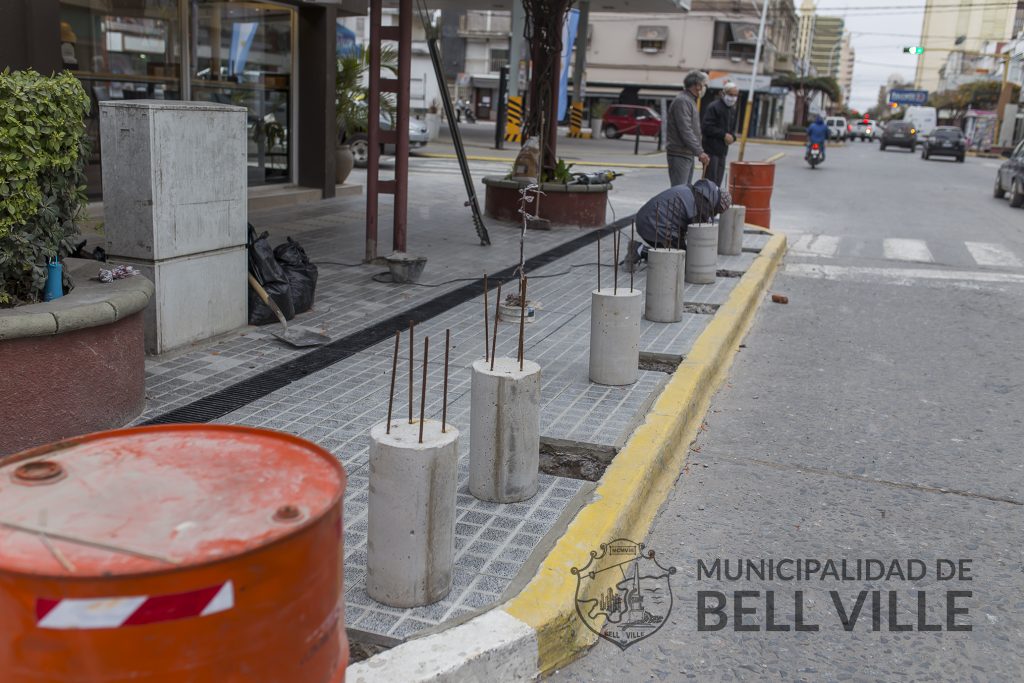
[247,224,295,325]
[273,236,318,315]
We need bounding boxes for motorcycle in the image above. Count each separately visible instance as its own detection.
[456,101,476,124]
[805,143,824,169]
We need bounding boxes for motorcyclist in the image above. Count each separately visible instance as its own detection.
[806,115,828,161]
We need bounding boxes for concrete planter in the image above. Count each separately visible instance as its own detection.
[0,259,154,456]
[482,177,609,227]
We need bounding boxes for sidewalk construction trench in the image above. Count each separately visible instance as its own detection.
[131,197,766,645]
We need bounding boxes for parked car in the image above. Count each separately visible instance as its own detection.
[348,114,429,168]
[852,119,877,141]
[879,121,917,152]
[993,138,1024,207]
[921,126,965,162]
[826,116,848,141]
[601,104,661,139]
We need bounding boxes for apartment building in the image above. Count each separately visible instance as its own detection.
[915,0,1023,93]
[796,0,844,80]
[838,31,854,106]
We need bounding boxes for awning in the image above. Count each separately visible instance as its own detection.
[585,85,678,99]
[636,26,669,42]
[706,72,773,93]
[470,75,500,89]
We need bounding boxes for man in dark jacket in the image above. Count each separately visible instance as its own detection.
[701,82,739,187]
[666,70,711,186]
[625,179,732,268]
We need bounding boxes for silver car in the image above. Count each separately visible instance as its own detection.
[349,115,429,168]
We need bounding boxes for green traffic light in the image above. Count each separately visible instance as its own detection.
[903,46,924,55]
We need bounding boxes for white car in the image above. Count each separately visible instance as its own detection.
[826,116,848,141]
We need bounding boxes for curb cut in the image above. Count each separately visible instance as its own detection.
[346,231,788,681]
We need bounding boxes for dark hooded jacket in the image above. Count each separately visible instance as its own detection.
[635,179,721,248]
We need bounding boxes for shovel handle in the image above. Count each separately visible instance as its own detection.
[247,273,288,328]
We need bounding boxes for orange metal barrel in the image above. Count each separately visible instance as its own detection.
[729,161,776,228]
[0,425,348,682]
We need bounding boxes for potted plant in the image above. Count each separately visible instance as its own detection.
[425,98,441,140]
[336,46,397,179]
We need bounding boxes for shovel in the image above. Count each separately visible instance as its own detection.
[247,273,330,348]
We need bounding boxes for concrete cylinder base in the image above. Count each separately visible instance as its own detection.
[589,288,642,386]
[644,249,685,323]
[718,205,746,256]
[367,419,459,608]
[469,357,541,503]
[685,223,718,284]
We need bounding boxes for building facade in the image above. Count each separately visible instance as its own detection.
[582,0,799,138]
[796,0,843,80]
[915,0,1023,93]
[838,31,854,106]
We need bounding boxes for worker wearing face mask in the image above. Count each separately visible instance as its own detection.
[701,82,740,188]
[666,70,710,187]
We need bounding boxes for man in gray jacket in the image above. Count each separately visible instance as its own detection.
[666,70,710,186]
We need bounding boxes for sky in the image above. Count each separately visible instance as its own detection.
[811,0,927,112]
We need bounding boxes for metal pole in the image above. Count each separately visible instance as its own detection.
[995,54,1012,149]
[509,0,526,98]
[738,0,770,162]
[496,65,508,150]
[571,0,590,106]
[366,0,382,261]
[393,0,412,254]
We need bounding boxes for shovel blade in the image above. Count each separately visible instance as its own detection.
[272,326,331,348]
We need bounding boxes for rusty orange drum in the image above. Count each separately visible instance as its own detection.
[729,161,776,229]
[0,425,348,682]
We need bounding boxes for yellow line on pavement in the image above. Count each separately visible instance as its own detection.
[502,230,788,674]
[414,152,668,169]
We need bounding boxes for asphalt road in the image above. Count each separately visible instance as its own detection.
[547,141,1024,681]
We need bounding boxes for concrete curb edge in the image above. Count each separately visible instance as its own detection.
[346,231,788,681]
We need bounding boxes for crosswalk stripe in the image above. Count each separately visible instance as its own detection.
[883,238,933,263]
[790,234,839,257]
[964,241,1022,268]
[785,263,1024,286]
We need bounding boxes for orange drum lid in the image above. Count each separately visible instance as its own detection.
[0,425,344,578]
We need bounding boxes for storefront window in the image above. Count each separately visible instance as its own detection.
[59,0,294,195]
[59,0,183,196]
[191,1,294,185]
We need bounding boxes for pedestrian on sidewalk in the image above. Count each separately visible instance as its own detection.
[701,82,739,188]
[666,70,711,187]
[626,179,732,268]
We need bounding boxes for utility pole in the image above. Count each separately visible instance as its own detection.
[737,0,770,161]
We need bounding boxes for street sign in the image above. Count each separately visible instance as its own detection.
[889,89,929,105]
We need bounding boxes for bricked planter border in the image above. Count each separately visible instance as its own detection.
[482,177,610,228]
[0,259,154,456]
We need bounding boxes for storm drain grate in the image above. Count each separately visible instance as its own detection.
[144,216,636,426]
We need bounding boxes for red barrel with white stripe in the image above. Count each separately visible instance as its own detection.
[0,425,348,682]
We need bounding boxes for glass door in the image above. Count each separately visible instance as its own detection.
[190,1,294,186]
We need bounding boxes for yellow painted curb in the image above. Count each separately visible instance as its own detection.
[413,152,669,170]
[502,230,788,674]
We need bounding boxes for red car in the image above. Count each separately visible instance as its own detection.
[601,104,661,139]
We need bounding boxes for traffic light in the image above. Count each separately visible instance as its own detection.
[903,46,924,55]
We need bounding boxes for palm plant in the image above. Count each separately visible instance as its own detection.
[336,45,399,143]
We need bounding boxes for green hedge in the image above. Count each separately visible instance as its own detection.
[0,69,90,306]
